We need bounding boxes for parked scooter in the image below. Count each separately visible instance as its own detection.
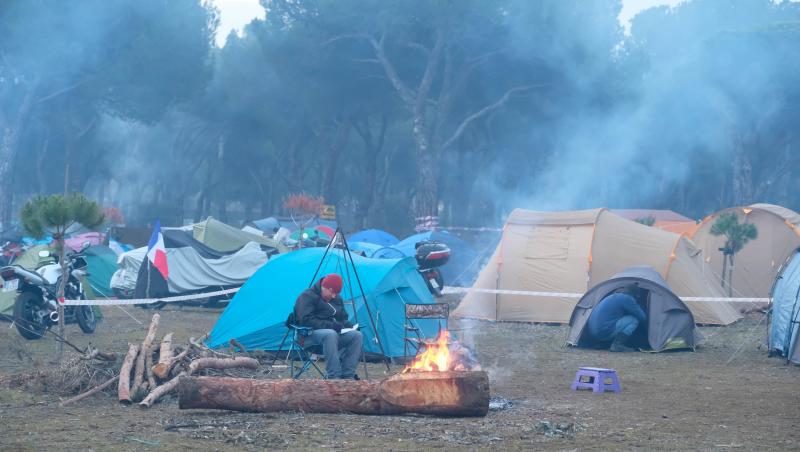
[415,240,450,297]
[0,245,96,340]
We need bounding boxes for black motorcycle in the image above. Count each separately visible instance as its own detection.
[0,247,96,340]
[415,240,451,297]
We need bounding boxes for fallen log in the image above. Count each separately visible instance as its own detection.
[178,371,490,417]
[139,371,186,408]
[131,314,160,400]
[118,344,140,404]
[151,333,174,379]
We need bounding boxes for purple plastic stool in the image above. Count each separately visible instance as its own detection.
[571,367,621,393]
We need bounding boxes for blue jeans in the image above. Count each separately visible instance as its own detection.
[309,329,363,379]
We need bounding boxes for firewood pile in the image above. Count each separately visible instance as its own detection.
[1,313,263,408]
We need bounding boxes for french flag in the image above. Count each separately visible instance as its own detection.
[146,220,169,279]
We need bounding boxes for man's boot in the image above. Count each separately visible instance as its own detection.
[610,333,635,352]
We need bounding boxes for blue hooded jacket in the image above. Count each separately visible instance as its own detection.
[587,293,646,340]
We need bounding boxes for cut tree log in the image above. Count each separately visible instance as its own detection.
[139,356,258,408]
[188,357,258,374]
[139,371,186,408]
[151,333,174,379]
[118,344,140,404]
[131,314,160,400]
[178,371,490,417]
[144,346,157,390]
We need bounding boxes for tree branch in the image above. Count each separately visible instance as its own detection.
[414,30,445,113]
[441,85,541,152]
[36,78,89,104]
[370,34,416,106]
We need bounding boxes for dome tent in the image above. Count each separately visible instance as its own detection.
[207,247,438,359]
[452,208,741,325]
[768,248,800,364]
[567,266,701,352]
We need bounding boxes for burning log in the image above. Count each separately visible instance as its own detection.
[178,371,490,417]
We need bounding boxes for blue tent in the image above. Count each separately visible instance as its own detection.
[348,241,384,258]
[207,248,439,358]
[372,231,479,287]
[348,229,400,247]
[769,249,800,365]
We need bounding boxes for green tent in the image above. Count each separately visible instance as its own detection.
[0,245,54,317]
[83,245,118,299]
[192,217,289,254]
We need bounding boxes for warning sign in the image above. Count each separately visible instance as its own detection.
[320,204,336,220]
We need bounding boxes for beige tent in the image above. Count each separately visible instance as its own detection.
[690,203,800,298]
[452,208,741,325]
[192,218,289,254]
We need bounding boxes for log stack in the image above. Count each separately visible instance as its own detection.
[178,371,490,417]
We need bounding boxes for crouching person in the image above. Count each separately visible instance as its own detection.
[587,285,646,352]
[293,274,363,379]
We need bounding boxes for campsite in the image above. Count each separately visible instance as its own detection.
[1,303,798,450]
[4,0,800,450]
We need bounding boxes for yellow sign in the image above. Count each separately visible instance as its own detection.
[320,204,336,220]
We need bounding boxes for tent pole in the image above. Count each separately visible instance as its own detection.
[339,229,391,372]
[339,248,369,379]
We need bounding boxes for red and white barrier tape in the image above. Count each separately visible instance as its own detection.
[441,287,770,303]
[62,287,241,306]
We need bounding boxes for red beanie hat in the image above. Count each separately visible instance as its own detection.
[321,274,343,294]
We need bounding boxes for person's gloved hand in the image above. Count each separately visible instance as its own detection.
[331,321,344,333]
[341,321,353,329]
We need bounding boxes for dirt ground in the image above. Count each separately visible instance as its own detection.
[1,298,798,451]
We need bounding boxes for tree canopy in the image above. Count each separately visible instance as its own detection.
[2,0,799,235]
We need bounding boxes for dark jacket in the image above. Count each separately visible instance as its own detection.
[293,281,353,331]
[587,293,646,340]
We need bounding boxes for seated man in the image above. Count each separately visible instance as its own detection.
[586,285,646,352]
[293,273,363,379]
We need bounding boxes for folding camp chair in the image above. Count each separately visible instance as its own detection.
[403,302,449,362]
[272,324,326,379]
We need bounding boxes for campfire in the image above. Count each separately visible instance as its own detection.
[403,330,481,373]
[179,330,490,417]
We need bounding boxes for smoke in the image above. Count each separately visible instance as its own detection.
[487,0,800,218]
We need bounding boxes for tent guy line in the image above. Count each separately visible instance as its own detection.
[442,287,769,303]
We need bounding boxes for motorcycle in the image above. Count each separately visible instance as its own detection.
[0,246,96,340]
[414,240,451,297]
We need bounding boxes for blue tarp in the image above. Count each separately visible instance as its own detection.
[207,247,439,358]
[348,229,400,247]
[769,250,800,364]
[372,231,479,287]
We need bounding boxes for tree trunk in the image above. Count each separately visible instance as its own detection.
[179,371,489,417]
[412,116,439,225]
[0,81,38,229]
[320,119,351,206]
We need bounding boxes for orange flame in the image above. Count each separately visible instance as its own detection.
[404,330,451,372]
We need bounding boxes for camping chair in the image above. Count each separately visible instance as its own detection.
[403,302,449,362]
[273,323,326,379]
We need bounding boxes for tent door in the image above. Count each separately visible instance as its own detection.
[629,289,651,349]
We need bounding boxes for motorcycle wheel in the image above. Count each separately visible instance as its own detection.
[71,291,97,334]
[434,272,445,293]
[13,291,47,340]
